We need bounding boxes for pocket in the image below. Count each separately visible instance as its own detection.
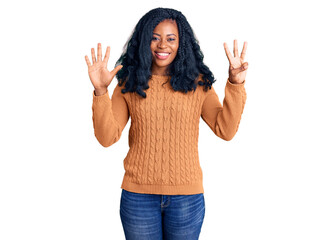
[121,189,134,200]
[121,189,149,202]
[122,189,135,196]
[122,189,142,197]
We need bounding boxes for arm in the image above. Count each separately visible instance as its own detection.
[92,84,130,147]
[201,78,247,141]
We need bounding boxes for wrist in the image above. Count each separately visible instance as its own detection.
[94,88,107,96]
[228,78,244,85]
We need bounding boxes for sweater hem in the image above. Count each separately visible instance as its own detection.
[121,179,204,195]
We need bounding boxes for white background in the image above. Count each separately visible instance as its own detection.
[1,0,332,239]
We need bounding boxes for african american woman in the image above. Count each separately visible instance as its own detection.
[85,7,248,240]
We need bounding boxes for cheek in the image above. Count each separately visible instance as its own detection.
[173,43,179,53]
[172,46,179,57]
[150,42,156,51]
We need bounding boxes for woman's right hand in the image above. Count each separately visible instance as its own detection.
[85,43,123,95]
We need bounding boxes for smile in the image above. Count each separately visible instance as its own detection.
[155,52,170,60]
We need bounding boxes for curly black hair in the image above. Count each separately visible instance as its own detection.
[115,7,216,98]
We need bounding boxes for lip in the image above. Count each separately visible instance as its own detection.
[154,51,170,60]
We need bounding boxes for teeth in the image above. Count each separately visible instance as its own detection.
[156,53,169,56]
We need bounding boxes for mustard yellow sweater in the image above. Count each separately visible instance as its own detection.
[92,74,247,195]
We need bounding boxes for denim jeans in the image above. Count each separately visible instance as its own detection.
[119,189,205,240]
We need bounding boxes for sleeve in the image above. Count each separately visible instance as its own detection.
[201,78,247,141]
[91,84,130,147]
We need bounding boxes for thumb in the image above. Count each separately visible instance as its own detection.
[110,65,123,78]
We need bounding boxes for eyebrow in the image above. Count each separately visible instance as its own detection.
[153,33,177,37]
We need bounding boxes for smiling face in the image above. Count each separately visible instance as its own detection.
[150,19,179,76]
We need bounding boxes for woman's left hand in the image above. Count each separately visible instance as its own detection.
[223,40,248,84]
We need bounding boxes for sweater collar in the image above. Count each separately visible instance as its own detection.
[150,74,171,79]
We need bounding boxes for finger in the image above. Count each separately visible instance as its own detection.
[230,67,242,76]
[91,48,96,64]
[103,46,110,64]
[230,63,248,76]
[110,65,123,78]
[240,41,248,61]
[223,42,233,63]
[97,43,102,61]
[85,55,92,67]
[234,39,239,57]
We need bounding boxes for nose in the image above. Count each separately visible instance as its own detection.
[157,39,167,48]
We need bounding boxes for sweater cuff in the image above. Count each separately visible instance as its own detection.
[226,78,246,91]
[92,89,110,103]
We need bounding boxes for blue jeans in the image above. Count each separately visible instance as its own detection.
[119,189,205,240]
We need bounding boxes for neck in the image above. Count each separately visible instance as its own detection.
[150,65,169,76]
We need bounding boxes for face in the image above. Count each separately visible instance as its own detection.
[150,19,179,76]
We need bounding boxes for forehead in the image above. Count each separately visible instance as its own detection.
[153,19,178,34]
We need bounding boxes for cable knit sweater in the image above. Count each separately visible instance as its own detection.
[92,74,247,195]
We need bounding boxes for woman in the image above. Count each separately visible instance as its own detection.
[85,7,248,240]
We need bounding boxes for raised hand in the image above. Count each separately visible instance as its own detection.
[223,40,248,84]
[85,43,123,95]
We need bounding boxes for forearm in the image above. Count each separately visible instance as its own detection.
[217,81,246,140]
[92,90,121,147]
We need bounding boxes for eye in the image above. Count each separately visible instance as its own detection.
[168,38,176,41]
[152,37,159,41]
